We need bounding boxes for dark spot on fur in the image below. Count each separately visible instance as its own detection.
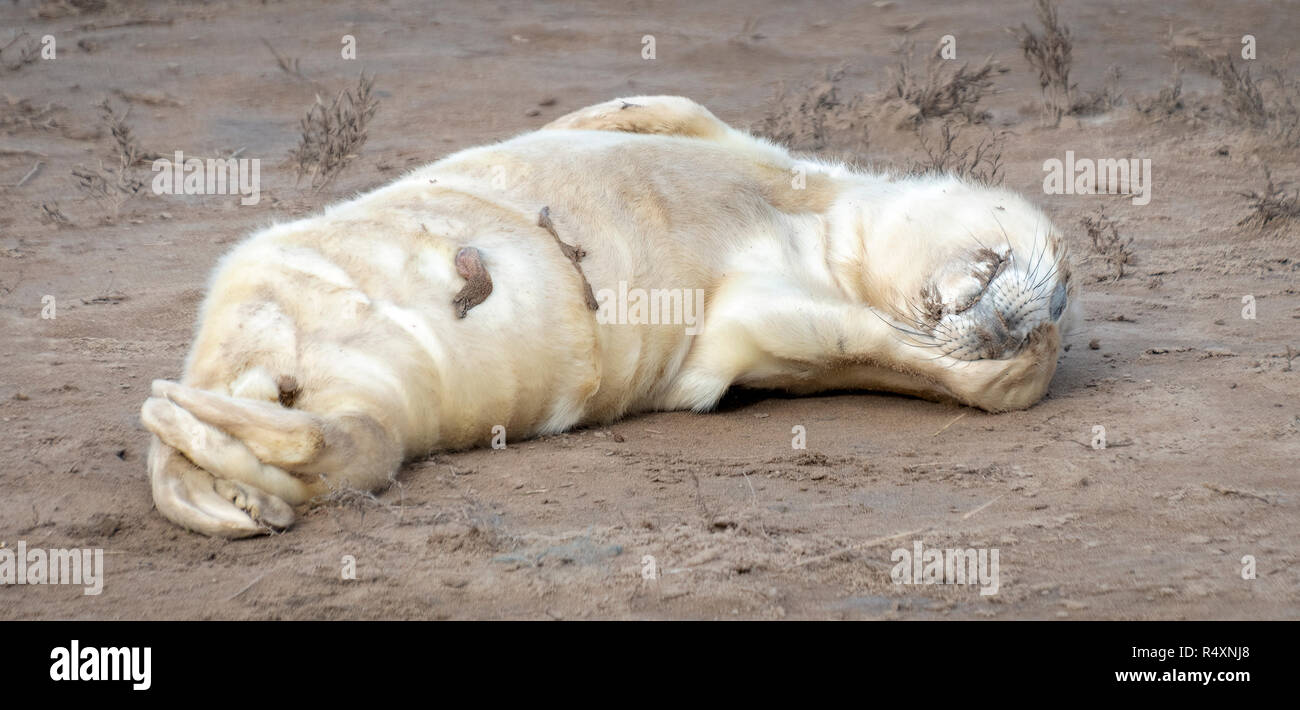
[277,375,301,408]
[452,246,494,318]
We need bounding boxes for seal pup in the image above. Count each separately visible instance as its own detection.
[141,96,1077,537]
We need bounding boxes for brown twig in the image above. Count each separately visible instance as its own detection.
[787,527,930,569]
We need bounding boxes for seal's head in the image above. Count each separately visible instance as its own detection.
[858,176,1078,409]
[918,215,1077,363]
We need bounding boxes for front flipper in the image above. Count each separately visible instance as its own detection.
[662,275,1058,413]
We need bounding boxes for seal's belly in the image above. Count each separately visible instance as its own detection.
[193,129,817,451]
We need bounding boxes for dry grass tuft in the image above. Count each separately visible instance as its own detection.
[1205,55,1267,129]
[753,66,870,152]
[70,100,153,216]
[1072,65,1124,115]
[753,45,1002,154]
[888,39,1000,125]
[1166,43,1300,146]
[97,99,158,167]
[261,38,320,88]
[1238,166,1300,230]
[1081,210,1134,281]
[1013,0,1074,125]
[1257,66,1300,148]
[907,122,1005,186]
[1136,64,1184,118]
[318,484,393,513]
[71,161,143,216]
[0,97,64,131]
[290,73,380,190]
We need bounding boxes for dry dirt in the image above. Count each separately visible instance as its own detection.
[1,0,1296,620]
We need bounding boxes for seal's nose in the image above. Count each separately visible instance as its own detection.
[934,264,1059,361]
[1049,281,1068,321]
[966,297,1015,359]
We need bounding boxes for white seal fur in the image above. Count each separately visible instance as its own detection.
[141,96,1078,537]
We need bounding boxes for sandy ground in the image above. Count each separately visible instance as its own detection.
[0,0,1296,620]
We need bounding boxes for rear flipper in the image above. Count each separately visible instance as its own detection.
[147,436,294,538]
[142,379,401,538]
